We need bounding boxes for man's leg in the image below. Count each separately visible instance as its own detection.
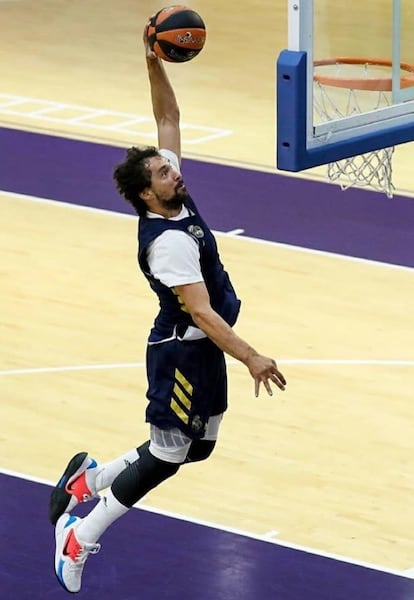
[54,415,223,592]
[49,444,147,525]
[51,411,224,522]
[54,429,187,593]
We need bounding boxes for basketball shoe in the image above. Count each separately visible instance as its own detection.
[49,452,99,526]
[54,514,100,593]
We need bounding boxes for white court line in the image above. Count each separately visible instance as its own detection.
[0,93,233,144]
[1,358,414,377]
[262,529,280,539]
[2,190,414,273]
[0,362,145,376]
[0,466,412,580]
[225,228,245,235]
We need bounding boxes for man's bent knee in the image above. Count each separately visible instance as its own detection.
[185,439,216,463]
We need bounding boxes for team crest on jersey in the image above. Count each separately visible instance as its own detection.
[191,414,205,434]
[187,225,204,238]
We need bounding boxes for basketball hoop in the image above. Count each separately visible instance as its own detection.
[313,57,414,198]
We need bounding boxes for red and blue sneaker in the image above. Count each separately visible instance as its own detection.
[54,514,100,593]
[49,452,98,526]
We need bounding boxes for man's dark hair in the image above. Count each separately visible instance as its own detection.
[113,146,160,216]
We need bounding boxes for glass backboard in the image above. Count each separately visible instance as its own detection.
[277,0,414,172]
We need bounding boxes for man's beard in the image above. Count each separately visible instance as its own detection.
[159,184,189,211]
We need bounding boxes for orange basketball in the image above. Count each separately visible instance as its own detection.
[148,5,206,63]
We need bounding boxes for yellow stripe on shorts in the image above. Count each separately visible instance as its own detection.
[172,382,192,410]
[170,398,189,424]
[175,369,193,396]
[170,369,194,424]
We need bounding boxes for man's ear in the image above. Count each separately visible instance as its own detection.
[139,188,153,202]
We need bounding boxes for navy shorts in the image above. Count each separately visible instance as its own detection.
[145,337,227,440]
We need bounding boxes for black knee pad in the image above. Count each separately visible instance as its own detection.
[112,446,180,507]
[185,439,216,463]
[137,440,150,456]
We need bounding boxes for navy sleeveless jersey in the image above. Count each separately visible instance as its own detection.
[138,196,241,342]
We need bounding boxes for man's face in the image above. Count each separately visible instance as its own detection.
[145,156,188,210]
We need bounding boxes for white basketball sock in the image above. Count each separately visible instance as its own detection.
[76,489,129,544]
[94,448,140,491]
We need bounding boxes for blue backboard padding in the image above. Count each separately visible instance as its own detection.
[276,49,414,171]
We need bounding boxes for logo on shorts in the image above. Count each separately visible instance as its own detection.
[187,225,204,238]
[191,415,204,434]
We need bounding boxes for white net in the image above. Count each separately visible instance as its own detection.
[325,145,394,198]
[314,62,395,198]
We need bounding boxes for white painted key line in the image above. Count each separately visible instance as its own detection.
[0,358,413,377]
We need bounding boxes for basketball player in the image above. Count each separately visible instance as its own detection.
[51,22,287,594]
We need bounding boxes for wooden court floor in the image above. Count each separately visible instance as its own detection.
[0,0,413,579]
[1,193,413,572]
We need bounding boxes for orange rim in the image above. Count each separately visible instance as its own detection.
[314,57,414,91]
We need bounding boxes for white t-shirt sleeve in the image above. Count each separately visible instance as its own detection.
[159,148,180,173]
[147,230,203,288]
